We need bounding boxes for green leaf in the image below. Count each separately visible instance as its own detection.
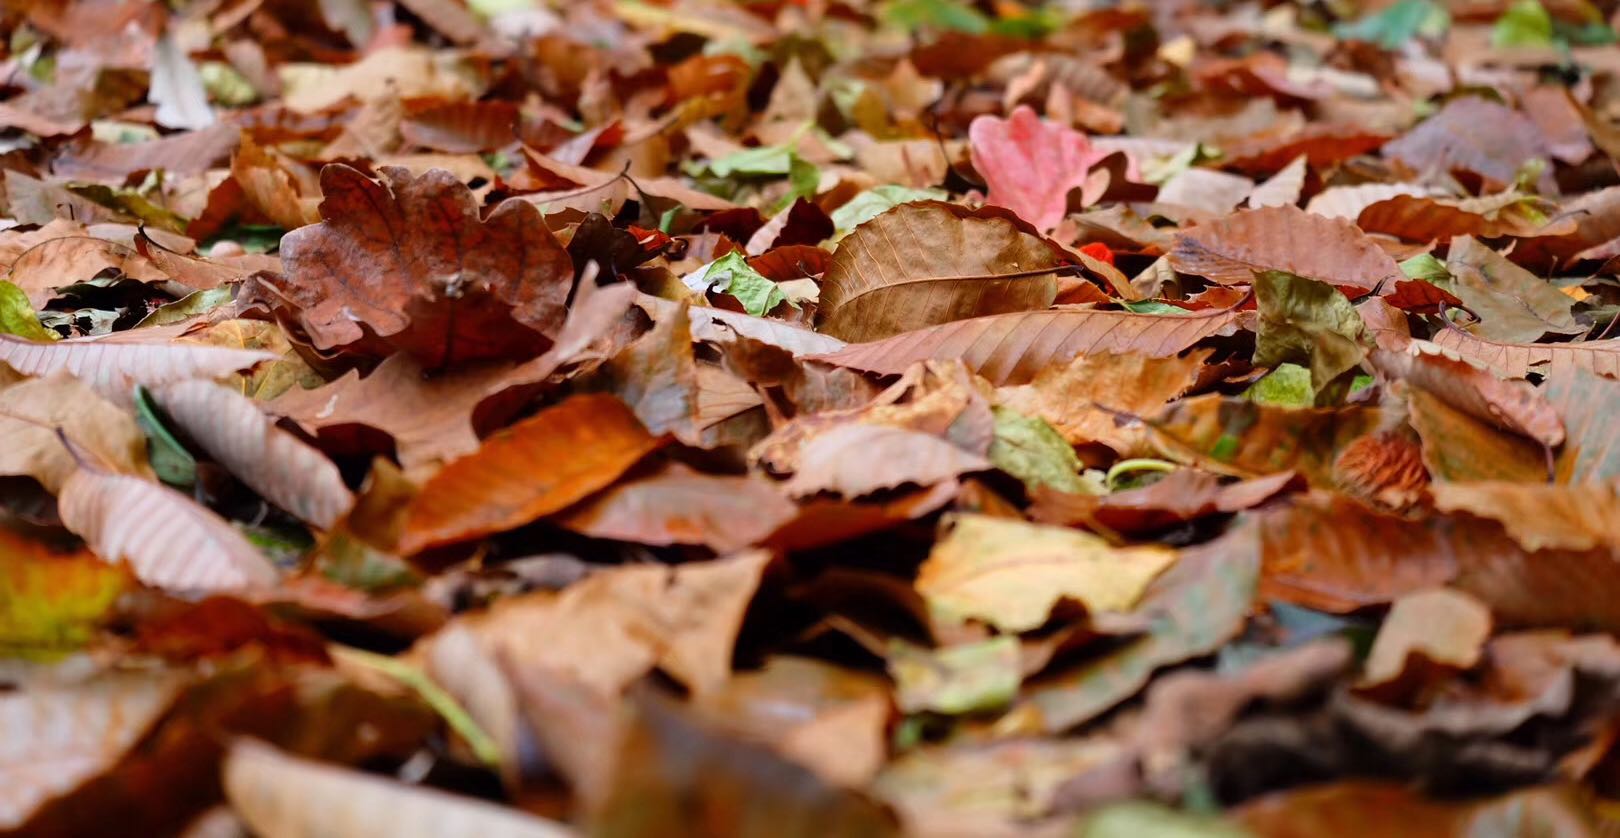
[135,287,236,328]
[1253,271,1367,405]
[0,527,130,661]
[882,0,990,34]
[132,385,197,488]
[787,153,821,203]
[1335,0,1449,48]
[686,251,795,316]
[0,281,56,341]
[1492,0,1556,47]
[829,186,947,236]
[697,145,794,178]
[1244,363,1314,408]
[988,406,1091,494]
[1399,252,1450,284]
[1124,299,1195,316]
[889,636,1021,714]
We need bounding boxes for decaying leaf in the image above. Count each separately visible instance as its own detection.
[1169,205,1401,294]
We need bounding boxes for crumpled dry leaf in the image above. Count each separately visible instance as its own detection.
[266,164,574,367]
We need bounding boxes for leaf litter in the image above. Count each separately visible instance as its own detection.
[4,0,1620,835]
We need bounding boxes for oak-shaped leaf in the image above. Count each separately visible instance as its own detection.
[266,164,575,367]
[815,201,1064,342]
[968,105,1114,230]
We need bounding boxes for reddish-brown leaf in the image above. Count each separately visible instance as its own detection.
[400,101,519,153]
[1168,205,1401,294]
[266,164,575,367]
[811,307,1239,386]
[556,463,798,552]
[1429,328,1620,380]
[398,394,662,554]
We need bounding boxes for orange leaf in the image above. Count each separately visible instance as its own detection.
[399,394,662,554]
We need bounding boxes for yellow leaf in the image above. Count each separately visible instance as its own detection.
[917,514,1176,632]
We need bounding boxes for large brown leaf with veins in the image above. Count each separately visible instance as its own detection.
[815,201,1062,342]
[812,307,1239,386]
[268,164,574,367]
[1169,205,1401,295]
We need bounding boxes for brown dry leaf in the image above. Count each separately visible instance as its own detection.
[151,380,353,529]
[815,201,1062,342]
[812,306,1239,386]
[1331,430,1430,510]
[995,350,1208,453]
[231,134,321,231]
[1382,97,1554,193]
[268,283,640,480]
[917,514,1176,632]
[1235,782,1597,837]
[695,656,892,788]
[398,394,661,554]
[0,670,188,830]
[1445,235,1581,342]
[266,165,574,367]
[0,332,274,405]
[0,372,147,492]
[401,101,519,153]
[1545,368,1620,483]
[1030,470,1299,533]
[556,463,798,552]
[438,551,769,697]
[1356,193,1574,241]
[1304,183,1436,221]
[58,470,280,591]
[224,739,571,838]
[1430,482,1620,553]
[782,423,989,499]
[598,689,899,837]
[1429,327,1620,380]
[1358,588,1492,696]
[5,235,166,307]
[1257,493,1461,612]
[1168,205,1401,294]
[1370,338,1564,446]
[1148,395,1386,487]
[1407,387,1547,483]
[51,123,239,180]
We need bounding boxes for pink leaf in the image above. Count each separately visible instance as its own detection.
[969,106,1126,231]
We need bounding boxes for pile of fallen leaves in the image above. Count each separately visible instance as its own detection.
[8,0,1620,834]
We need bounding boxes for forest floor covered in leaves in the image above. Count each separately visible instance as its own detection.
[7,0,1620,834]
